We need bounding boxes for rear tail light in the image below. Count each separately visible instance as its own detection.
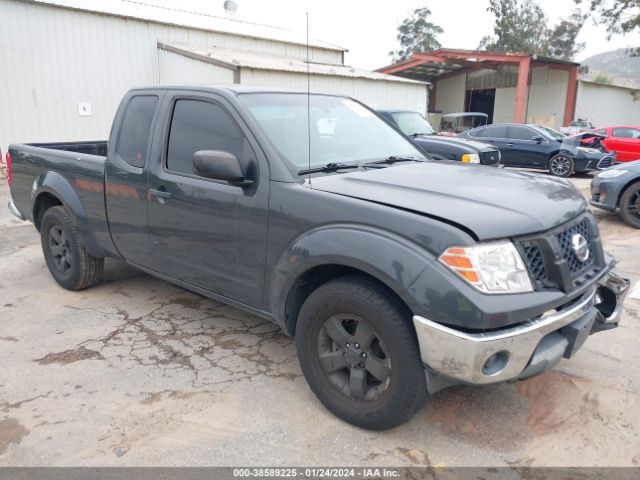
[5,151,11,187]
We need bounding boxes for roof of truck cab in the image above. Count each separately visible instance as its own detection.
[130,85,358,95]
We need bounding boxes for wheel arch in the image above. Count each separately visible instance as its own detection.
[266,225,436,336]
[31,171,104,257]
[282,264,413,336]
[617,177,640,207]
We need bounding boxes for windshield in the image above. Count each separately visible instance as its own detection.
[538,125,566,140]
[237,93,425,172]
[391,111,436,136]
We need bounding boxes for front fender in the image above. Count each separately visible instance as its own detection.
[31,171,104,257]
[267,224,436,329]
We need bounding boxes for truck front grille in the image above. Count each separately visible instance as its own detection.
[520,242,547,284]
[556,219,594,275]
[516,214,604,292]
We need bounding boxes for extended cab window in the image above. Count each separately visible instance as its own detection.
[117,95,159,167]
[167,99,245,175]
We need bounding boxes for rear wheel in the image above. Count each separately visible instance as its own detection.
[41,206,104,290]
[620,182,640,229]
[295,275,427,430]
[548,154,574,177]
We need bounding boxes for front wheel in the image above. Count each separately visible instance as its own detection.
[620,182,640,229]
[41,206,104,290]
[548,154,574,177]
[295,276,427,430]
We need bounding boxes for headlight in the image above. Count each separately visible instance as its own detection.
[597,169,628,179]
[439,241,533,294]
[576,147,601,154]
[461,153,480,164]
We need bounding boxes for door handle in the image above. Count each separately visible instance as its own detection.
[150,188,172,203]
[506,143,514,147]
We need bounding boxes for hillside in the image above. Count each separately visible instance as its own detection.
[580,49,640,87]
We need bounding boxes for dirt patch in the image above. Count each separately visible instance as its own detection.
[516,370,585,435]
[0,418,28,455]
[365,447,431,466]
[140,390,200,405]
[35,346,103,365]
[423,384,532,451]
[0,336,18,342]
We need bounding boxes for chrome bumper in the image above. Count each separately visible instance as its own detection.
[413,270,630,385]
[8,199,26,221]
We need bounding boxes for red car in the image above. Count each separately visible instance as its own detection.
[592,125,640,162]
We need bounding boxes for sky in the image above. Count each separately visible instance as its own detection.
[149,0,640,69]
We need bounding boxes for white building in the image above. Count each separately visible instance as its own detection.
[575,80,640,127]
[0,0,428,153]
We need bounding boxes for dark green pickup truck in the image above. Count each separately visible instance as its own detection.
[7,86,630,430]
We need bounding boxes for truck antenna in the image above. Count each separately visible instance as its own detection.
[306,11,312,188]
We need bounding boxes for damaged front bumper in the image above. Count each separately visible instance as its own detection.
[412,270,630,391]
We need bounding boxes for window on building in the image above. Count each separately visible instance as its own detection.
[116,95,159,167]
[167,99,246,175]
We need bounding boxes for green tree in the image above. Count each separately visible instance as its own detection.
[575,0,640,55]
[544,9,588,60]
[389,7,443,62]
[478,0,549,54]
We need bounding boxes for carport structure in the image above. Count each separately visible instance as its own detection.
[379,49,579,127]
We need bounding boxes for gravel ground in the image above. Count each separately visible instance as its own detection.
[0,173,639,467]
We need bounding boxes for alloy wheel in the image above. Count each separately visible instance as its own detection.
[49,225,72,274]
[317,313,391,402]
[550,155,571,176]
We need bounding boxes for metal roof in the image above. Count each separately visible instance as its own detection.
[378,49,580,82]
[19,0,346,52]
[158,43,429,85]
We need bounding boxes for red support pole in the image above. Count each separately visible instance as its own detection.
[563,66,578,127]
[513,56,530,123]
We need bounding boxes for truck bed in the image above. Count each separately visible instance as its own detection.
[8,141,111,257]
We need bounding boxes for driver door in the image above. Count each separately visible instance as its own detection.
[146,92,270,307]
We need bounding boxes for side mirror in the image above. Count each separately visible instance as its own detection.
[531,136,544,143]
[193,150,253,187]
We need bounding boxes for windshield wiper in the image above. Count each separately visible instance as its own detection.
[298,162,360,175]
[363,155,425,168]
[410,132,435,137]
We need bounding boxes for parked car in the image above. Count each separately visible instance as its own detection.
[591,125,640,163]
[377,110,501,166]
[7,86,629,430]
[590,160,640,228]
[459,123,615,177]
[439,112,488,136]
[561,119,595,136]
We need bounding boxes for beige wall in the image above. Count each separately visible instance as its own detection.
[240,69,428,113]
[434,74,466,114]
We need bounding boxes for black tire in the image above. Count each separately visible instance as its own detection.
[548,154,575,177]
[619,182,640,229]
[295,275,427,430]
[40,206,104,290]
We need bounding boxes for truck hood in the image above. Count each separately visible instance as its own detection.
[414,135,497,152]
[311,162,586,240]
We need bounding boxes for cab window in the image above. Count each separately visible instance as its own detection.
[116,95,159,167]
[167,99,247,175]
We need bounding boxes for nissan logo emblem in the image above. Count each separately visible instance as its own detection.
[571,233,590,263]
